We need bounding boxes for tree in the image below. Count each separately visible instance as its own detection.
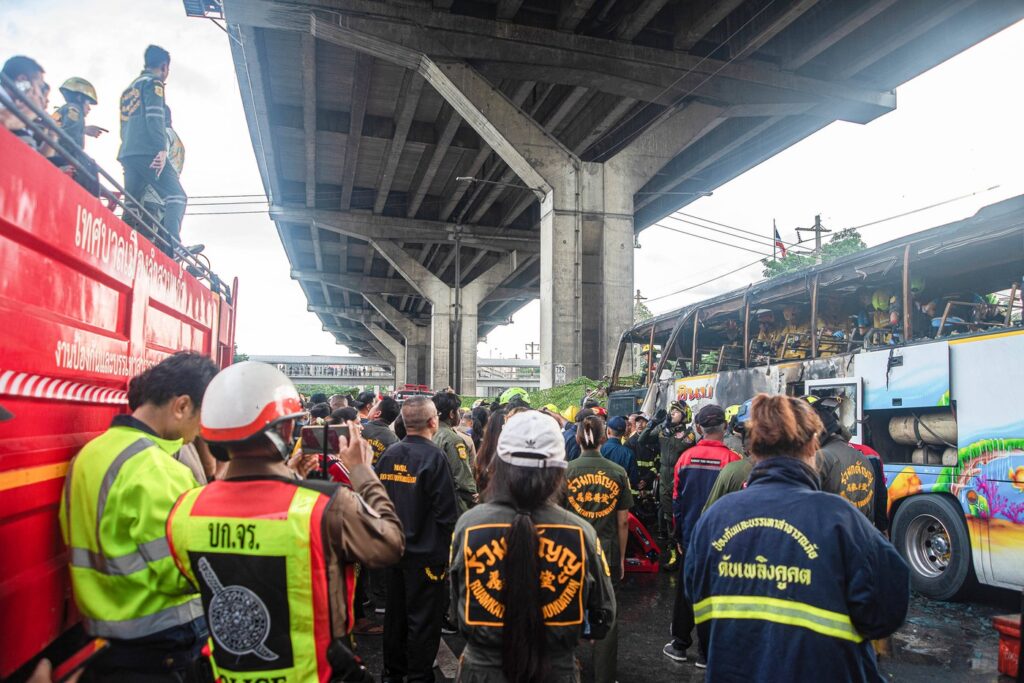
[232,344,249,364]
[762,228,866,278]
[634,298,653,324]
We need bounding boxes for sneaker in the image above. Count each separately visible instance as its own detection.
[660,548,679,572]
[441,618,458,635]
[374,606,386,615]
[185,243,205,255]
[695,653,707,669]
[352,618,384,635]
[662,641,688,662]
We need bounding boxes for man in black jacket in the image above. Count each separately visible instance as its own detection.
[375,396,459,683]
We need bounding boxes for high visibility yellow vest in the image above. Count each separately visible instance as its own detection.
[167,477,341,683]
[58,425,203,639]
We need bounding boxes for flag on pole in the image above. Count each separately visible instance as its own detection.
[774,224,787,258]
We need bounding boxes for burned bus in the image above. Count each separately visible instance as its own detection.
[608,196,1024,600]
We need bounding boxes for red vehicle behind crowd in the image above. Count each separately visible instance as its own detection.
[0,120,237,677]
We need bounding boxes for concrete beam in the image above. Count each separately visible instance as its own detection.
[614,0,672,41]
[291,270,418,295]
[407,104,462,218]
[270,207,541,252]
[495,0,524,21]
[230,0,895,120]
[230,25,281,199]
[558,0,598,32]
[728,0,822,59]
[340,53,372,209]
[364,323,406,386]
[782,0,899,71]
[374,69,424,213]
[673,0,746,51]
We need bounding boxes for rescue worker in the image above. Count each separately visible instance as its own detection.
[638,400,695,571]
[776,304,811,359]
[1,55,50,150]
[601,415,640,488]
[806,396,878,525]
[449,411,617,683]
[362,395,400,465]
[118,44,188,255]
[50,77,105,194]
[626,413,658,491]
[564,413,632,683]
[564,407,594,462]
[703,399,754,511]
[166,361,405,682]
[433,390,478,513]
[352,390,377,423]
[684,394,910,681]
[664,405,741,668]
[59,352,218,681]
[376,396,460,683]
[722,404,745,456]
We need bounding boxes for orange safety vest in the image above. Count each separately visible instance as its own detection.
[168,476,353,682]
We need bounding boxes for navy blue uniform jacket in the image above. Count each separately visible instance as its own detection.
[684,457,909,682]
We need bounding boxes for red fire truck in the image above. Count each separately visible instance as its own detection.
[0,117,237,676]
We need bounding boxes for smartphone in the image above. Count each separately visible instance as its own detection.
[300,425,350,455]
[51,637,108,683]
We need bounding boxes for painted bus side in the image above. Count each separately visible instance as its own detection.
[0,127,237,677]
[637,328,1024,595]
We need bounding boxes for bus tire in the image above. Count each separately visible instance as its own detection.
[891,495,973,600]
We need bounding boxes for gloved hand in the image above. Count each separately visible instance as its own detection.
[653,408,668,424]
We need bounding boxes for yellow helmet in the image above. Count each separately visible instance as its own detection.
[871,288,892,312]
[724,404,741,423]
[561,405,579,422]
[60,77,98,105]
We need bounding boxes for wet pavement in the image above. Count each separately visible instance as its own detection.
[352,571,1018,681]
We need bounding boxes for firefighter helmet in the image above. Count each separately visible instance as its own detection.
[200,361,305,455]
[59,77,98,105]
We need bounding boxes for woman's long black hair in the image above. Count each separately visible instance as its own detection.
[488,457,566,683]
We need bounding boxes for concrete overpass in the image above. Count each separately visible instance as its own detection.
[224,0,1023,393]
[250,353,539,395]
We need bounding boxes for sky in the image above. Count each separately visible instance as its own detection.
[3,2,1022,360]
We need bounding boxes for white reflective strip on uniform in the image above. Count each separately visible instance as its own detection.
[92,438,155,570]
[70,536,174,576]
[85,596,204,639]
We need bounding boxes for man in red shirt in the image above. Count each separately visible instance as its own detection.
[664,404,742,668]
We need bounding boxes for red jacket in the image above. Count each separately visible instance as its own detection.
[673,439,741,550]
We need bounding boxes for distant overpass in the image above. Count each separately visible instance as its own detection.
[251,354,539,397]
[225,0,1024,392]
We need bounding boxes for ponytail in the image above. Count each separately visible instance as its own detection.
[490,459,565,682]
[576,415,607,450]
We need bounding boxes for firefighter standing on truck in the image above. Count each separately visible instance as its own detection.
[166,361,405,682]
[59,352,219,682]
[117,44,187,253]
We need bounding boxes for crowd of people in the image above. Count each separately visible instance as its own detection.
[2,46,196,257]
[51,352,912,683]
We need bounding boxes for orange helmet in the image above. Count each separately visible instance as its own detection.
[200,361,305,456]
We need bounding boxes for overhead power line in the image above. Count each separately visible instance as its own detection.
[651,222,771,257]
[646,258,764,303]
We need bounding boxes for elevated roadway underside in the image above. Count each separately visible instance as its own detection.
[225,0,1024,391]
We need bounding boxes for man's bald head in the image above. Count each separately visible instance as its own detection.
[402,396,439,436]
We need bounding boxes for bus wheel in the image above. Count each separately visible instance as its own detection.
[891,495,973,600]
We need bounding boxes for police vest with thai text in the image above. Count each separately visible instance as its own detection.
[168,477,352,683]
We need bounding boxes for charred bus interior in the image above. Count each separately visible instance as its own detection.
[610,196,1024,466]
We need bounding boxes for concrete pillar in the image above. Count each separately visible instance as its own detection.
[364,293,431,387]
[457,253,518,396]
[365,323,406,387]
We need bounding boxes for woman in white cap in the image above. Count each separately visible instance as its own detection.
[449,410,617,682]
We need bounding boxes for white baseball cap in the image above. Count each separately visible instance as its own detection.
[496,410,568,469]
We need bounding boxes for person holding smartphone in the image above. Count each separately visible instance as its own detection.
[166,362,405,682]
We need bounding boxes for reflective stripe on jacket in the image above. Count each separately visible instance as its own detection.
[168,477,340,682]
[59,424,202,639]
[684,457,910,682]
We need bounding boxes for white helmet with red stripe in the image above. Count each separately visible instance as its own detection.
[201,361,305,456]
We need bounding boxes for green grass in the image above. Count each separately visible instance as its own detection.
[460,377,605,411]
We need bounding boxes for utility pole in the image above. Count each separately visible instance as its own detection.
[796,214,831,264]
[524,342,540,360]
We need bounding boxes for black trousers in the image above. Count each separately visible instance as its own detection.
[671,552,708,656]
[121,155,186,254]
[383,564,446,682]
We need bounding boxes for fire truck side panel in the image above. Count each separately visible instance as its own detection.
[0,127,236,676]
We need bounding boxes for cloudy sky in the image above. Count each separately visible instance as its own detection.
[3,2,1022,361]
